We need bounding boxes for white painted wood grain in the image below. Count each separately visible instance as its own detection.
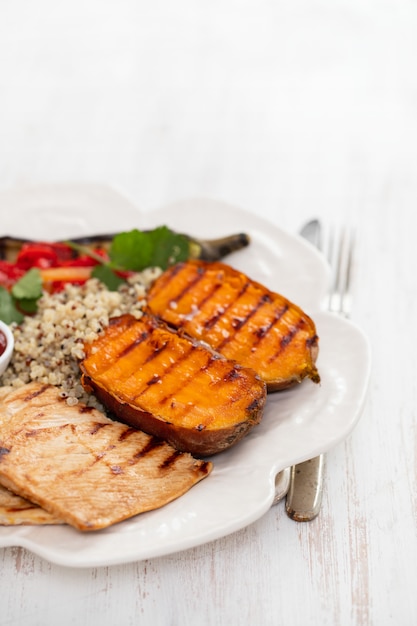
[1,1,417,624]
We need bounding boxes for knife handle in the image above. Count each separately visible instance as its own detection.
[285,455,325,522]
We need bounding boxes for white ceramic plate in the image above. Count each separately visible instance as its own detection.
[0,184,371,568]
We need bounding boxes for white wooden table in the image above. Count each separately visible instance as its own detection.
[1,1,416,624]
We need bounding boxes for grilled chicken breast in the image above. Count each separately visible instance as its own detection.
[80,314,266,456]
[0,382,212,531]
[0,483,63,526]
[146,260,320,391]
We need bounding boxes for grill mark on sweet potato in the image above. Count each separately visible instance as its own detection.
[147,375,161,386]
[166,261,186,281]
[108,313,137,330]
[247,397,264,412]
[202,281,250,331]
[134,348,251,427]
[215,291,272,351]
[143,339,169,364]
[119,331,149,358]
[191,281,223,328]
[134,348,213,409]
[306,334,319,348]
[147,260,320,391]
[169,264,206,305]
[268,318,305,362]
[132,342,196,400]
[253,303,289,342]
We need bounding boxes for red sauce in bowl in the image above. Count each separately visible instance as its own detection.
[0,329,6,356]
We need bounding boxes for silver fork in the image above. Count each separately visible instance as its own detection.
[273,221,356,518]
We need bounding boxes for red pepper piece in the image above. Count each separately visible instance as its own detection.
[0,261,26,289]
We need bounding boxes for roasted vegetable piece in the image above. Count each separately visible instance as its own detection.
[80,314,267,456]
[0,232,249,264]
[146,260,320,391]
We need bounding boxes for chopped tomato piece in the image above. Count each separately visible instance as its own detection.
[16,242,74,270]
[0,261,26,289]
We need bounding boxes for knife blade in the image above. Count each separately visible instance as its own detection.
[285,219,325,522]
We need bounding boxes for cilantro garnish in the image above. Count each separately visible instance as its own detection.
[0,269,44,322]
[67,226,189,290]
[91,264,126,290]
[108,226,189,272]
[11,268,43,314]
[0,287,24,324]
[11,268,43,301]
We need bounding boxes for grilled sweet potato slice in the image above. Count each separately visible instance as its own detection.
[146,260,320,391]
[80,314,266,456]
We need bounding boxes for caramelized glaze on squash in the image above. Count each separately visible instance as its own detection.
[80,314,267,456]
[146,260,320,391]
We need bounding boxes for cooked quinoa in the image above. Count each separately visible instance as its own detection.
[0,267,162,409]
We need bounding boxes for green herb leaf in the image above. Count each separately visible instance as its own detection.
[11,268,43,301]
[92,265,126,291]
[109,226,189,271]
[16,297,40,315]
[0,287,24,324]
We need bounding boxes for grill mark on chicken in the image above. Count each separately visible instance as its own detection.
[79,405,96,414]
[131,436,166,463]
[25,429,42,437]
[89,422,109,436]
[0,447,11,459]
[159,449,183,469]
[6,506,39,513]
[23,383,50,401]
[118,427,137,441]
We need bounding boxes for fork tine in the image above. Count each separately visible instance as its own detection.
[338,227,355,318]
[325,226,355,317]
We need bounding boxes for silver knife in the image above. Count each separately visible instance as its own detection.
[285,219,324,522]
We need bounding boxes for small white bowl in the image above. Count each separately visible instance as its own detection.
[0,320,14,376]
